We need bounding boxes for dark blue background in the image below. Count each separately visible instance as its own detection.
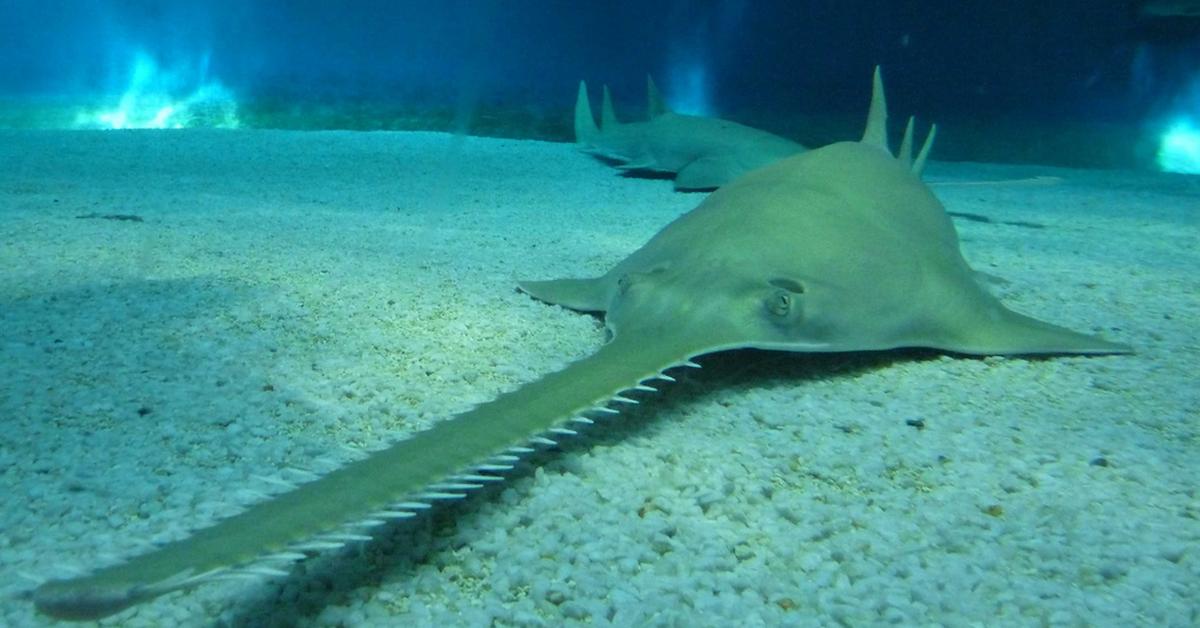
[0,1,1195,128]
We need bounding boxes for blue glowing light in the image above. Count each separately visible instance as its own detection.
[667,62,714,116]
[75,51,239,130]
[1153,70,1200,174]
[1157,120,1200,174]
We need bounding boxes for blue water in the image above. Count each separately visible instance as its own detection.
[1,1,1198,170]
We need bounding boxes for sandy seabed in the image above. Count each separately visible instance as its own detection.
[0,129,1196,627]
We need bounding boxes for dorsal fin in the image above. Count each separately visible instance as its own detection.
[600,85,619,128]
[861,66,889,152]
[646,74,669,118]
[913,124,937,177]
[573,81,598,144]
[898,116,915,166]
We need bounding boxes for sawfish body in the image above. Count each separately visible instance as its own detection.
[31,69,1127,621]
[575,77,805,190]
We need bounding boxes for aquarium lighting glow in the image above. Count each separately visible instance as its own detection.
[668,61,714,116]
[1157,120,1200,174]
[75,51,239,130]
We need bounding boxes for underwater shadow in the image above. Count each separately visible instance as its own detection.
[0,276,277,430]
[1,274,389,614]
[584,153,684,185]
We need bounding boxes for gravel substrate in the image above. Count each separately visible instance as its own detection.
[0,129,1196,627]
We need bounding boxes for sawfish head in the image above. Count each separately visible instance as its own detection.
[524,68,1130,357]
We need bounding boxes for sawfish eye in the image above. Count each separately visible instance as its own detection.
[765,278,805,318]
[617,274,632,294]
[767,291,792,316]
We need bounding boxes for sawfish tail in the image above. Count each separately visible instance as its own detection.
[31,331,702,621]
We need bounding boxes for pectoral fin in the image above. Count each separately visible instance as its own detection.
[675,156,739,191]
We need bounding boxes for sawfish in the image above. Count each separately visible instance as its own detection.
[575,76,806,190]
[30,68,1128,621]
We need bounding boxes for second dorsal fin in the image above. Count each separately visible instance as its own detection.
[601,85,619,128]
[646,75,669,118]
